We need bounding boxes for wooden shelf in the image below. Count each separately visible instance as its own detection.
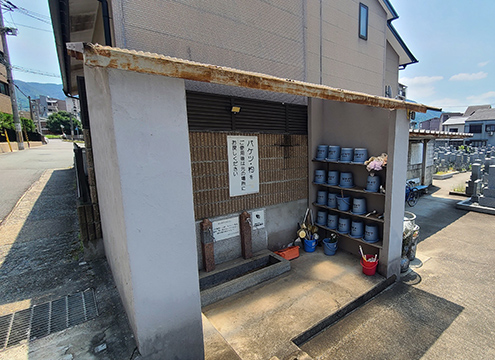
[312,182,385,197]
[313,158,367,166]
[315,224,383,249]
[312,202,384,224]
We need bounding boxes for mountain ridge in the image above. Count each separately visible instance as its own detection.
[14,80,65,111]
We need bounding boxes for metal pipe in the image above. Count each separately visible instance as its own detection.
[98,0,112,46]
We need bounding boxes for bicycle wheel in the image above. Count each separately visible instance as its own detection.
[407,189,419,207]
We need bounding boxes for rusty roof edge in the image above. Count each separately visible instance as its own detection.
[409,129,473,139]
[74,43,429,113]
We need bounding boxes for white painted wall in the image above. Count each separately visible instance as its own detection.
[84,66,204,359]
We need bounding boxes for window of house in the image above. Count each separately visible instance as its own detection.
[0,81,9,96]
[469,124,482,133]
[359,3,369,40]
[486,124,495,132]
[450,128,458,133]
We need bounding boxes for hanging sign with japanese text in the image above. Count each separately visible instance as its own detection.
[227,135,259,197]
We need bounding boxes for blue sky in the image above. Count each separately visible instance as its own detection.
[392,0,495,112]
[4,0,495,113]
[3,0,61,84]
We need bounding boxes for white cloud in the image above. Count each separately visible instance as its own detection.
[478,61,489,67]
[399,75,443,86]
[399,75,443,101]
[428,98,462,110]
[450,71,488,81]
[466,91,495,104]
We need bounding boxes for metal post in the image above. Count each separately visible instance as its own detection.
[0,8,24,150]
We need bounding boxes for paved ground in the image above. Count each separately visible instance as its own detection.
[301,172,495,359]
[2,146,494,360]
[0,140,74,223]
[0,144,137,360]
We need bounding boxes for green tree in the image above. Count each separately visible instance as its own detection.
[0,111,36,132]
[46,111,82,134]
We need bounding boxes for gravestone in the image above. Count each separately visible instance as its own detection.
[466,162,483,197]
[479,165,495,208]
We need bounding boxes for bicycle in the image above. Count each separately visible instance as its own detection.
[405,181,420,207]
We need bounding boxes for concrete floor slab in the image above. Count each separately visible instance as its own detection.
[203,248,385,360]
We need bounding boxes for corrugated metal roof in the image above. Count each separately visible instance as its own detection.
[442,116,468,126]
[68,43,429,113]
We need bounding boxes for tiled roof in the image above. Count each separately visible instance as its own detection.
[463,105,491,117]
[466,108,495,121]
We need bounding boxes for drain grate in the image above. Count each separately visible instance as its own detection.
[0,289,98,351]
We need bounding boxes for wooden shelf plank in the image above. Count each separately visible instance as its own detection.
[312,202,384,224]
[312,182,385,197]
[315,224,383,249]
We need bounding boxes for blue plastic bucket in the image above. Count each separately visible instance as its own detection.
[366,175,380,192]
[316,145,328,160]
[353,148,368,163]
[337,195,351,211]
[327,192,338,208]
[339,172,354,188]
[327,145,341,161]
[316,190,327,205]
[327,170,339,185]
[323,238,338,256]
[350,220,364,238]
[338,216,351,234]
[340,148,353,163]
[314,170,326,184]
[364,224,379,243]
[304,238,317,252]
[327,213,338,229]
[316,210,327,225]
[352,197,367,215]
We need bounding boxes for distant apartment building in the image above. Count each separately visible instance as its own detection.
[32,95,80,134]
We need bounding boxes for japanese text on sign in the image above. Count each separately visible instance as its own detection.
[227,136,259,197]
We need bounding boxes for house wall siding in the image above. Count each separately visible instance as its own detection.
[110,0,393,101]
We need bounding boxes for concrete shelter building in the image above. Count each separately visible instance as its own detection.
[50,1,423,358]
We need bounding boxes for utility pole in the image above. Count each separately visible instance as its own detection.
[0,7,24,149]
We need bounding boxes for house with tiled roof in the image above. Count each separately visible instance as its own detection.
[465,107,495,146]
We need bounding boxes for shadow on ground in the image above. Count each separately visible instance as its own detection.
[405,192,468,242]
[300,282,464,359]
[0,169,137,359]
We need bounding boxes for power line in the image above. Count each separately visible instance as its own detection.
[11,65,60,78]
[1,1,52,25]
[5,21,52,33]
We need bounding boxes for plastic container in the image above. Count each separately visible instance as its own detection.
[340,148,354,163]
[274,246,300,260]
[304,238,317,253]
[363,224,379,243]
[316,210,327,225]
[366,175,380,192]
[323,238,338,256]
[361,255,378,276]
[337,216,351,234]
[353,148,368,163]
[350,220,364,238]
[316,145,328,160]
[339,172,354,188]
[327,192,338,208]
[314,170,326,184]
[337,195,351,211]
[316,190,327,205]
[327,170,339,185]
[327,213,338,229]
[327,145,341,161]
[352,197,367,215]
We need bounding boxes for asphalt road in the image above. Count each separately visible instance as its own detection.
[0,139,74,223]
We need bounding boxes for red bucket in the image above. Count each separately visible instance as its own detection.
[360,255,378,276]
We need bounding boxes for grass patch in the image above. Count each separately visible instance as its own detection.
[45,134,61,139]
[451,183,465,192]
